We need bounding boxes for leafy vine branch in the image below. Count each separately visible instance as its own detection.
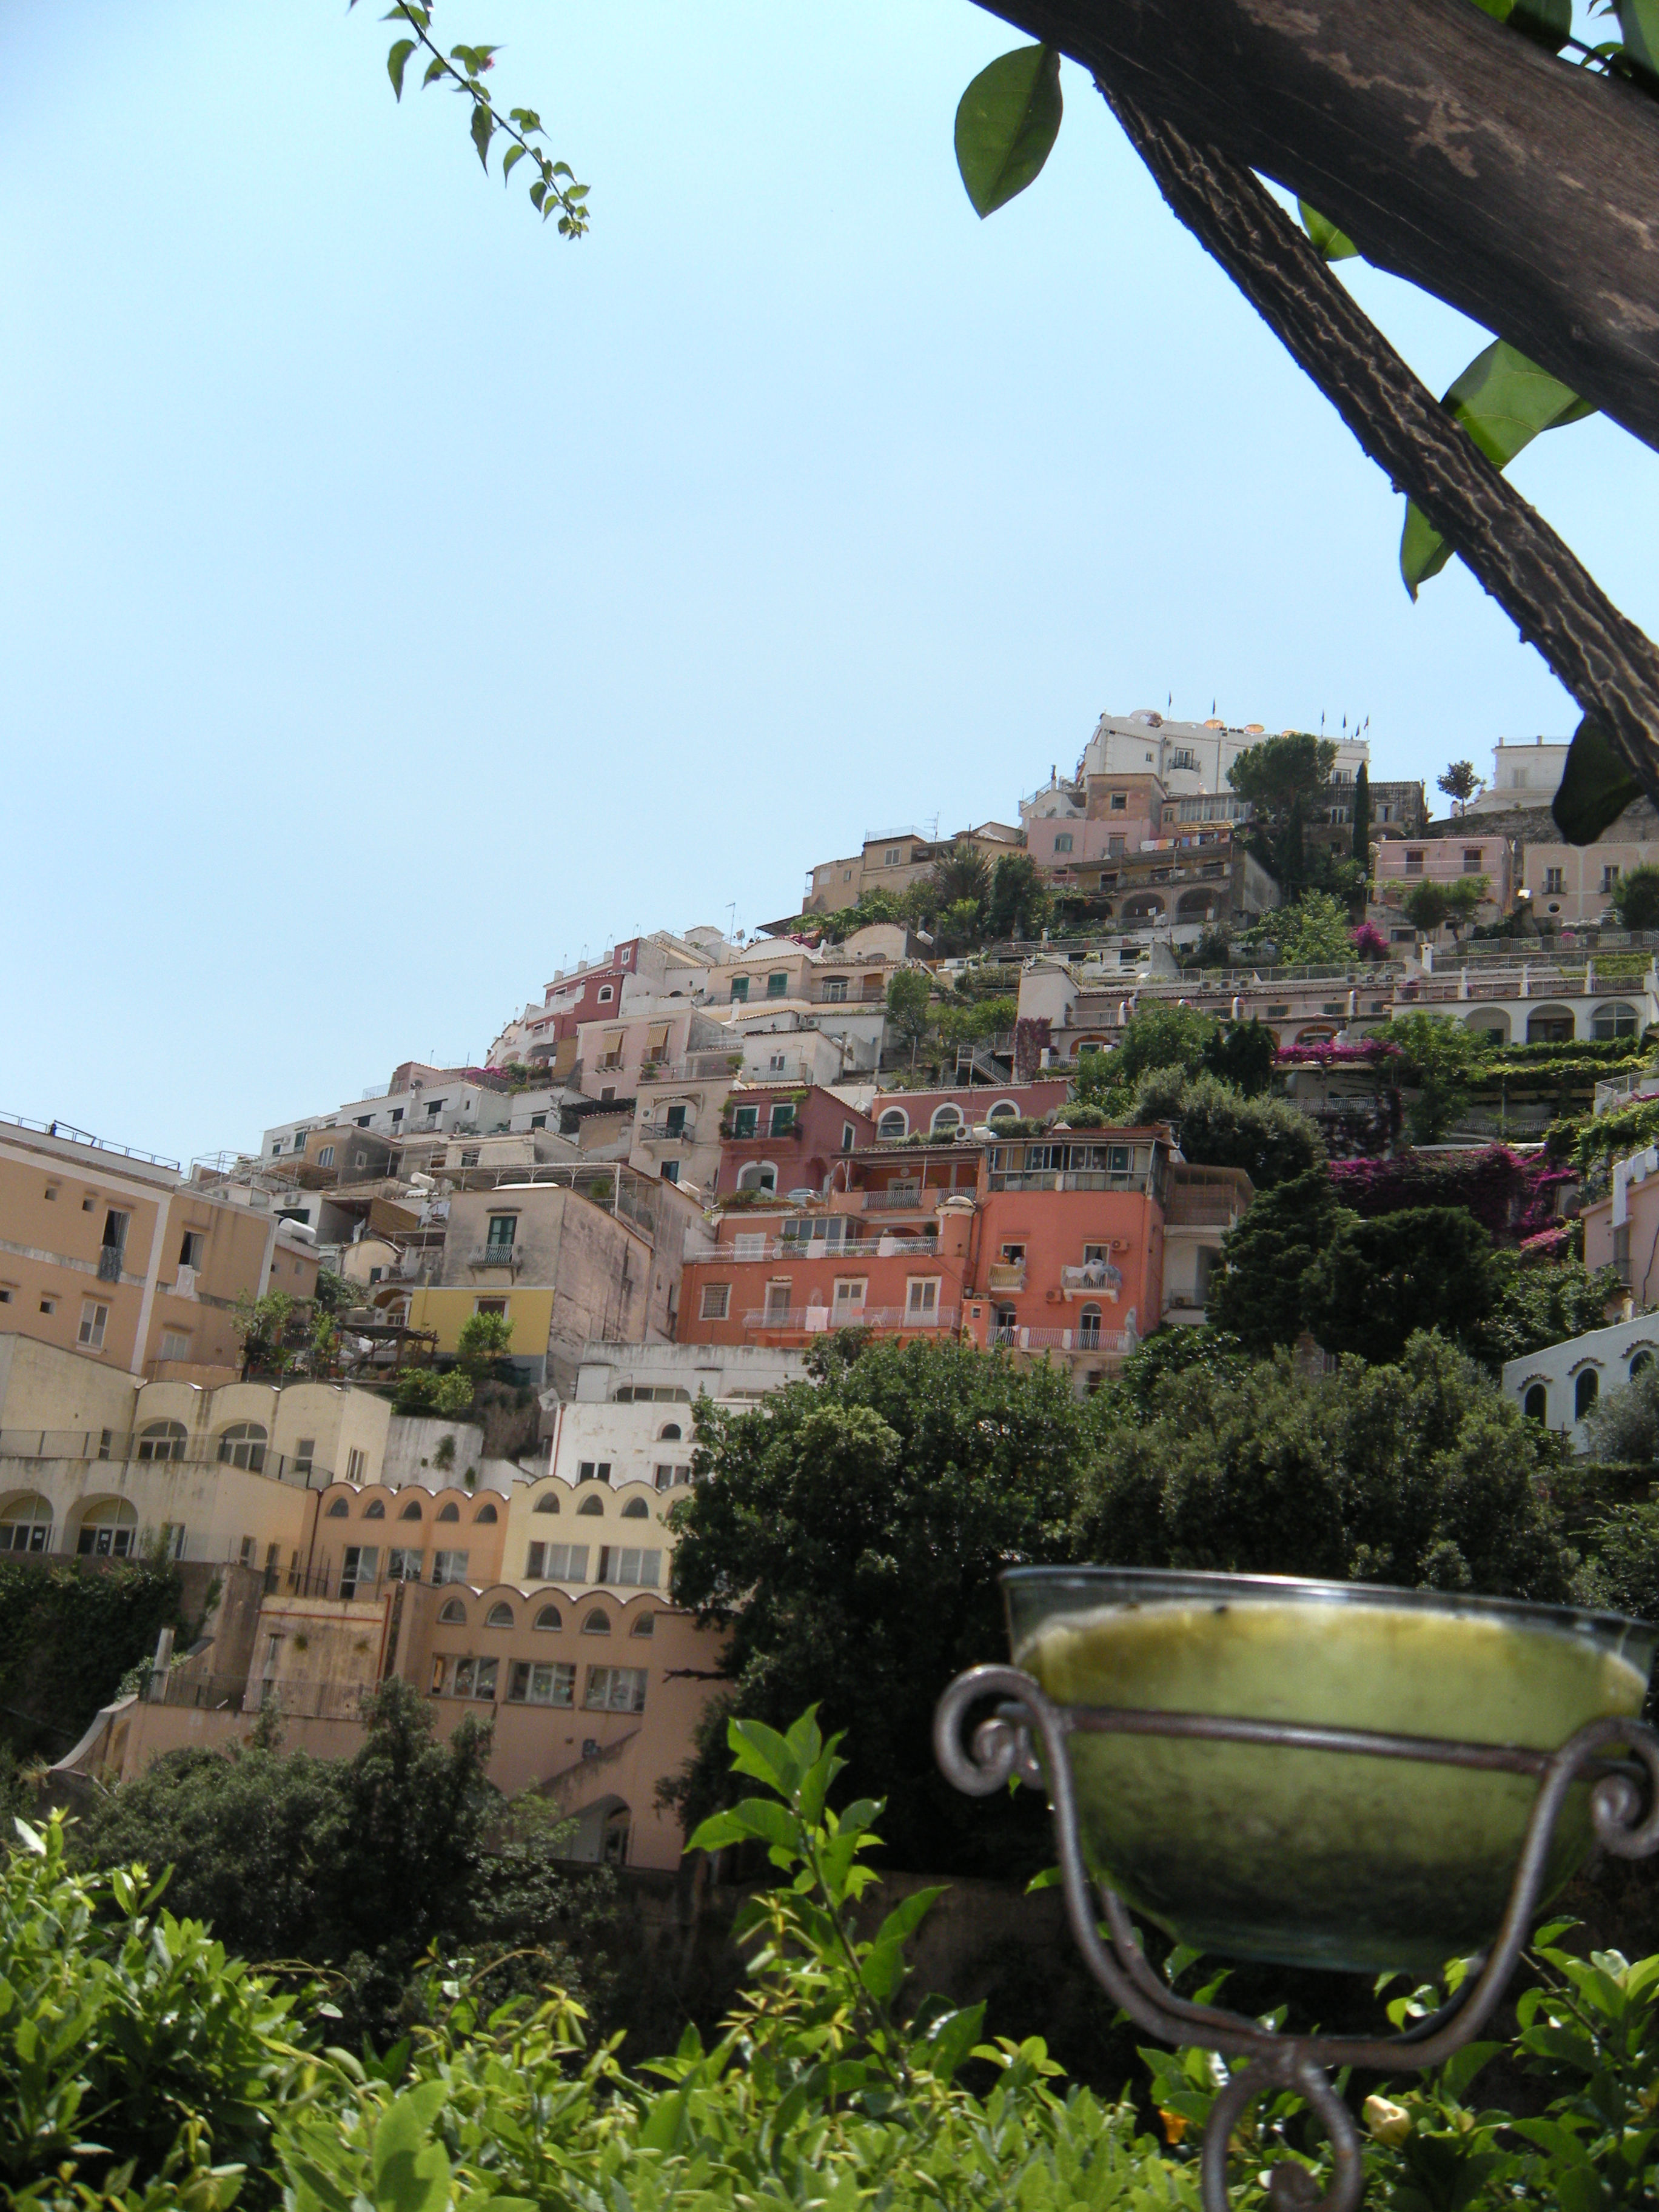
[350,1,589,233]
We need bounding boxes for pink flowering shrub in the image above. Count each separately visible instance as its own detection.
[1329,1144,1574,1244]
[1350,921,1389,960]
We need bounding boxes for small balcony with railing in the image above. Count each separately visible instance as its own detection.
[985,1260,1027,1294]
[742,1302,959,1339]
[468,1241,521,1273]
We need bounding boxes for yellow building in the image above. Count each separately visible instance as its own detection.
[0,1114,318,1380]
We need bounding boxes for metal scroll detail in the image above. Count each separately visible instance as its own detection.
[933,1663,1659,2212]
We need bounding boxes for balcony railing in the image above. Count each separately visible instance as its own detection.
[469,1243,521,1271]
[1163,1192,1247,1227]
[638,1120,695,1142]
[985,1262,1027,1293]
[990,1324,1131,1355]
[987,1170,1148,1194]
[742,1304,958,1335]
[860,1187,940,1212]
[0,1432,328,1486]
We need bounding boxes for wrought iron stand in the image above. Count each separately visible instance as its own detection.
[934,1664,1659,2212]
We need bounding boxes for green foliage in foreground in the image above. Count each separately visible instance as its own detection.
[16,1708,1659,2212]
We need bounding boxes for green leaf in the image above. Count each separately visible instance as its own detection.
[685,1809,752,1855]
[1618,0,1659,71]
[372,2085,450,2212]
[922,2003,985,2083]
[1553,716,1644,845]
[1471,0,1572,45]
[386,38,416,100]
[502,144,526,184]
[1298,202,1358,261]
[954,45,1062,218]
[726,1716,800,1798]
[1399,340,1592,597]
[470,99,494,171]
[873,1885,945,1950]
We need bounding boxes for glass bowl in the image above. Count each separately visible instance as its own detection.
[1005,1567,1657,1976]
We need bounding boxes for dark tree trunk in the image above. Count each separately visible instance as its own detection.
[1094,85,1659,796]
[981,0,1659,458]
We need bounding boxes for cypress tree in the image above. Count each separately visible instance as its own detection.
[1352,762,1372,862]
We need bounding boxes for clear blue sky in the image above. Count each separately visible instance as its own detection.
[5,2,1656,1167]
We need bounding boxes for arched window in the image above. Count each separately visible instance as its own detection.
[364,1498,386,1519]
[1523,1384,1547,1421]
[135,1420,187,1464]
[1575,1369,1600,1419]
[1527,1005,1577,1045]
[659,1423,682,1442]
[326,1497,350,1518]
[630,1612,655,1637]
[534,1603,563,1631]
[877,1108,908,1141]
[988,1101,1019,1123]
[534,1492,560,1513]
[474,1501,498,1523]
[485,1601,515,1629]
[0,1495,52,1553]
[1078,1303,1103,1351]
[438,1597,466,1625]
[737,1162,777,1193]
[622,1497,649,1520]
[438,1502,460,1522]
[992,1304,1017,1344]
[1633,1350,1655,1379]
[930,1105,963,1134]
[76,1498,137,1558]
[578,1493,605,1516]
[216,1422,267,1472]
[582,1607,611,1634]
[399,1499,423,1520]
[1594,1002,1639,1041]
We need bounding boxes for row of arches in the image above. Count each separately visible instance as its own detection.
[1521,1347,1654,1426]
[874,1101,1022,1142]
[325,1492,497,1523]
[1461,1002,1639,1047]
[434,1592,655,1636]
[0,1493,138,1557]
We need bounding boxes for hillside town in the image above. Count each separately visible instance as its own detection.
[10,707,1659,1874]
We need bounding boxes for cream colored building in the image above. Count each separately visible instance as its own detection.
[0,1116,318,1382]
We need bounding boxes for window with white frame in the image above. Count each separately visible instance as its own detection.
[1543,866,1565,893]
[700,1282,730,1320]
[387,1546,423,1581]
[906,1278,940,1321]
[78,1301,109,1350]
[654,1463,691,1489]
[346,1447,367,1482]
[833,1277,868,1319]
[340,1546,378,1597]
[1053,832,1073,853]
[318,1144,335,1168]
[597,1546,660,1587]
[452,1656,498,1700]
[431,1549,470,1584]
[822,977,848,1002]
[509,1660,575,1706]
[526,1541,589,1580]
[584,1664,648,1713]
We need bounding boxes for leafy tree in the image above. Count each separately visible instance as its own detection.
[1612,863,1659,932]
[1227,733,1335,886]
[1583,1366,1659,1466]
[1111,1002,1218,1088]
[1181,923,1234,971]
[1437,761,1483,814]
[1199,1017,1277,1099]
[1073,1332,1574,1603]
[0,1557,186,1759]
[1302,1205,1503,1365]
[883,968,935,1070]
[923,840,991,914]
[665,1336,1097,1871]
[312,1269,354,1314]
[1351,760,1370,862]
[1403,879,1452,933]
[1472,1258,1624,1372]
[1205,1167,1342,1353]
[1130,1070,1326,1190]
[457,1308,513,1378]
[1377,1012,1489,1142]
[0,1818,300,2200]
[1272,889,1354,966]
[76,1679,605,2043]
[1577,1500,1659,1634]
[984,851,1051,941]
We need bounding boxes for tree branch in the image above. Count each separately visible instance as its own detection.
[979,0,1659,457]
[1091,79,1659,800]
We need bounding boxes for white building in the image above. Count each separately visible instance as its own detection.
[1076,709,1369,800]
[1501,1313,1658,1449]
[1468,737,1574,813]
